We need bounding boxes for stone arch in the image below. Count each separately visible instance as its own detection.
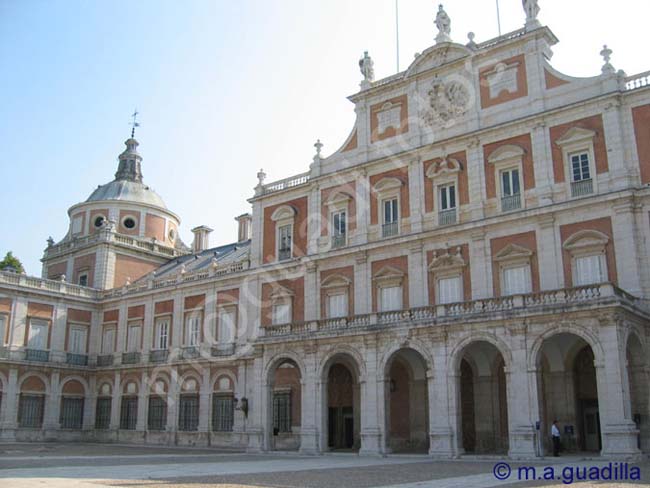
[265,352,304,452]
[96,378,113,396]
[528,324,604,371]
[378,339,433,379]
[382,346,431,453]
[211,369,237,392]
[178,372,202,395]
[120,376,141,395]
[59,376,89,396]
[626,330,649,452]
[451,337,511,454]
[534,329,603,454]
[448,333,513,374]
[18,372,50,394]
[319,345,366,382]
[264,351,307,385]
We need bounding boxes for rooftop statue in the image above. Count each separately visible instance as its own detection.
[523,0,541,30]
[435,4,451,44]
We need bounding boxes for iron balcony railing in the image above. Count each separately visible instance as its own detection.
[122,352,141,365]
[182,346,200,359]
[0,347,8,359]
[211,343,235,357]
[149,349,169,363]
[571,179,594,198]
[438,209,457,226]
[501,193,522,212]
[278,248,292,261]
[25,349,49,362]
[66,353,88,366]
[382,221,399,238]
[97,354,114,367]
[331,234,346,249]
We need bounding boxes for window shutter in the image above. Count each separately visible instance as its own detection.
[328,294,347,318]
[102,328,115,354]
[438,276,461,304]
[380,286,402,312]
[575,255,602,286]
[503,265,531,295]
[219,310,235,343]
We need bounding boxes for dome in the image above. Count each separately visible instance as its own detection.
[86,179,167,209]
[84,136,167,209]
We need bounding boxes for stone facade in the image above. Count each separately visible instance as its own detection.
[1,4,650,459]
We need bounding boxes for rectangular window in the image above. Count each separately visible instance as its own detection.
[68,325,87,354]
[60,397,84,429]
[101,327,115,354]
[120,396,138,430]
[439,184,456,210]
[95,398,111,430]
[380,286,402,312]
[278,224,292,260]
[126,323,141,352]
[272,302,291,325]
[147,396,167,431]
[333,211,346,236]
[571,152,591,182]
[327,293,348,318]
[503,265,532,295]
[437,276,462,304]
[28,319,48,350]
[212,394,234,432]
[273,392,291,433]
[185,315,201,346]
[575,254,604,286]
[178,394,199,431]
[218,309,236,344]
[154,318,169,350]
[18,394,44,428]
[383,198,398,224]
[78,273,88,287]
[71,216,82,235]
[0,315,6,345]
[501,169,520,196]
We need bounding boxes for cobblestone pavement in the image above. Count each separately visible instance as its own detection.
[0,443,648,488]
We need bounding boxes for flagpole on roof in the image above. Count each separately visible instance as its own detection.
[496,0,502,36]
[395,0,400,72]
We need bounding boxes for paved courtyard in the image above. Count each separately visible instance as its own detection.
[0,443,648,488]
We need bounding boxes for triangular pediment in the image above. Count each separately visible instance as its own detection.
[563,230,609,250]
[494,243,533,262]
[555,127,597,146]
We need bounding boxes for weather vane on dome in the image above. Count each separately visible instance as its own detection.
[130,109,140,138]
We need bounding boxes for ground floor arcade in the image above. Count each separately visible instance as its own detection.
[0,312,647,459]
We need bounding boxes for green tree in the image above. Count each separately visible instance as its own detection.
[0,251,25,273]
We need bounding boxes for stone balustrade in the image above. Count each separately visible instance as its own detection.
[625,71,650,91]
[256,172,311,196]
[259,283,642,340]
[0,271,100,299]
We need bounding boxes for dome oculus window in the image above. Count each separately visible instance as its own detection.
[169,229,176,241]
[93,216,106,228]
[122,216,137,230]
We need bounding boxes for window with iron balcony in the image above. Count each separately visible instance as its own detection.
[555,126,598,199]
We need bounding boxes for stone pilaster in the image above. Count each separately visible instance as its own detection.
[597,320,641,458]
[469,231,490,299]
[408,242,426,308]
[612,200,642,296]
[109,372,121,430]
[408,158,424,233]
[506,323,539,458]
[0,368,18,438]
[354,252,370,314]
[429,338,455,457]
[44,371,61,430]
[537,215,561,290]
[359,337,382,455]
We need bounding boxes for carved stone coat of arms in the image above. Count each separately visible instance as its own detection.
[420,77,471,128]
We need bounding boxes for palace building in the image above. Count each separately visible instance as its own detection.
[1,3,650,458]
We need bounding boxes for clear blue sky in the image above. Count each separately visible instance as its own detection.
[1,0,646,276]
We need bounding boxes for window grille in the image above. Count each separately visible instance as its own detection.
[18,394,44,428]
[178,394,199,431]
[148,396,167,431]
[60,397,84,429]
[120,396,138,430]
[212,394,234,432]
[273,392,291,433]
[95,397,111,429]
